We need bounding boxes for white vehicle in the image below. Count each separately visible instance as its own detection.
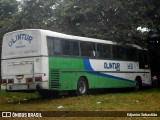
[1,29,151,94]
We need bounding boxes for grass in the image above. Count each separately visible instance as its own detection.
[0,88,160,119]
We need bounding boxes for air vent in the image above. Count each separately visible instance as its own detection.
[50,69,60,89]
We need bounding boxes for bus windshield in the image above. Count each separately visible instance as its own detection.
[2,30,42,59]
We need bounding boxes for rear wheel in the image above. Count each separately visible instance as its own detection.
[77,77,88,95]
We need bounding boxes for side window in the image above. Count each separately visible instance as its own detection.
[62,40,70,55]
[117,46,126,60]
[62,40,80,56]
[97,43,112,59]
[97,44,103,58]
[112,45,117,59]
[144,51,149,68]
[53,38,62,55]
[103,44,112,59]
[70,41,79,56]
[138,50,149,69]
[47,37,54,55]
[125,47,137,61]
[47,37,62,55]
[81,42,95,57]
[112,45,125,60]
[47,36,79,56]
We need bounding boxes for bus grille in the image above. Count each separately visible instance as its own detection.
[50,70,60,89]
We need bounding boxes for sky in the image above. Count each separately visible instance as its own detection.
[137,27,150,33]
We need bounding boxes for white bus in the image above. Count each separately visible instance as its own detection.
[1,29,151,95]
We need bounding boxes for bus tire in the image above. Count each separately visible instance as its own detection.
[77,77,88,96]
[134,77,142,91]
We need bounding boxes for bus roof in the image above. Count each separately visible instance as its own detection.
[40,29,114,44]
[4,29,147,50]
[40,29,147,50]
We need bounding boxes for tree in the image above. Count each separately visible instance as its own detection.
[50,0,153,46]
[1,0,159,46]
[0,0,20,36]
[0,0,20,50]
[145,0,160,72]
[0,0,18,20]
[20,0,57,29]
[146,0,160,40]
[5,0,157,47]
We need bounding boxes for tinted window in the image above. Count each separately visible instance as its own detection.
[62,40,70,55]
[53,38,62,55]
[47,37,54,55]
[112,45,126,60]
[81,42,95,57]
[112,46,117,59]
[97,44,112,59]
[138,50,149,69]
[103,44,112,58]
[47,37,79,56]
[125,47,137,61]
[62,40,80,56]
[97,44,103,58]
[47,37,62,55]
[70,41,79,56]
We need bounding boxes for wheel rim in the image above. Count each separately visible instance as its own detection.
[78,81,86,94]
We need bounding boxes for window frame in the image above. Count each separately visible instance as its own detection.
[47,36,80,57]
[47,36,148,64]
[80,41,96,58]
[97,43,112,59]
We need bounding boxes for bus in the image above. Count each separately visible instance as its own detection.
[1,29,151,95]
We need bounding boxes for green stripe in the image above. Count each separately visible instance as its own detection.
[48,57,135,91]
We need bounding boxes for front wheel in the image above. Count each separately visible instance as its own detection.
[77,78,88,96]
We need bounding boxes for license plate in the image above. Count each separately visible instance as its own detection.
[9,84,28,90]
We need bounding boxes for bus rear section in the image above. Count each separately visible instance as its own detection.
[1,29,49,91]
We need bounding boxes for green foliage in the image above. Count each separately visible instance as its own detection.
[50,0,159,46]
[0,0,20,35]
[0,0,159,48]
[0,0,19,20]
[20,0,57,29]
